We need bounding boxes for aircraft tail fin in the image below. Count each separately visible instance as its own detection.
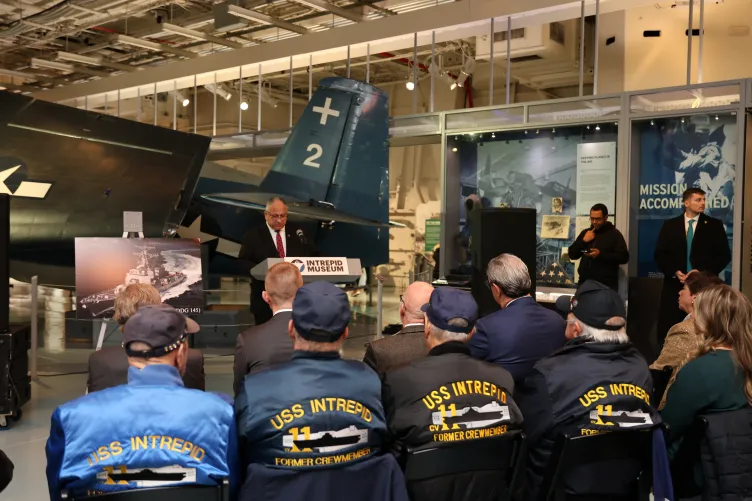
[260,77,390,266]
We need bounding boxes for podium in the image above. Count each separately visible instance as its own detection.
[251,257,362,283]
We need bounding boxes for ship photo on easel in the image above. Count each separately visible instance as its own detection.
[74,238,204,319]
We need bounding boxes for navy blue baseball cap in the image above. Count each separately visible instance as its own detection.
[421,288,478,334]
[555,280,626,330]
[292,281,351,342]
[123,304,200,358]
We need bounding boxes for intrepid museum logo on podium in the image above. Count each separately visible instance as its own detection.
[285,257,349,276]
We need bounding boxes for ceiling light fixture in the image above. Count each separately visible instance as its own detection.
[240,101,249,111]
[161,23,243,49]
[172,90,190,107]
[115,34,197,59]
[30,58,110,77]
[204,82,232,101]
[226,5,309,35]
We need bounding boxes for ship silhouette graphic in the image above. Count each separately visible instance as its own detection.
[443,408,508,428]
[293,432,360,450]
[101,469,187,483]
[588,410,653,428]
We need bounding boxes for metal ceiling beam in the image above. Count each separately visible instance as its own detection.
[56,51,140,72]
[293,0,364,23]
[33,0,651,102]
[161,23,245,49]
[227,5,309,35]
[115,34,199,59]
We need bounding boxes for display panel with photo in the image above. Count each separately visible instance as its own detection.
[635,114,735,282]
[75,238,204,319]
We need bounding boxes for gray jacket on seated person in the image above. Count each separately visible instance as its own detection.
[87,346,205,392]
[233,310,294,397]
[363,324,427,377]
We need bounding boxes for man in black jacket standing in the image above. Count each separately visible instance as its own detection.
[654,188,730,346]
[568,203,629,291]
[238,197,317,325]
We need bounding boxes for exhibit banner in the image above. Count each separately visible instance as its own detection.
[576,142,617,215]
[75,238,204,319]
[285,257,350,276]
[636,115,735,281]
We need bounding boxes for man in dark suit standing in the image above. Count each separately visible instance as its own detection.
[654,188,730,347]
[238,197,316,325]
[362,281,434,377]
[233,262,302,396]
[468,253,566,383]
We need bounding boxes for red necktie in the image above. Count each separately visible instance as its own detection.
[275,231,285,258]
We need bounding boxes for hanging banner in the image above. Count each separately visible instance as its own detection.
[576,142,617,216]
[636,115,736,281]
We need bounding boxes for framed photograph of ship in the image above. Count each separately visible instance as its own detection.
[74,238,204,319]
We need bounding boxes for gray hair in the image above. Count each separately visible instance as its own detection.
[265,196,287,211]
[572,314,629,344]
[428,317,470,343]
[293,330,345,353]
[486,254,531,298]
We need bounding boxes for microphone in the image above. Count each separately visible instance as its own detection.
[296,229,307,245]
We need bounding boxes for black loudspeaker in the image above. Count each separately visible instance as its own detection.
[470,208,537,317]
[627,277,663,364]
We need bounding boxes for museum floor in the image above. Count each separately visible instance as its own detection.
[0,280,403,501]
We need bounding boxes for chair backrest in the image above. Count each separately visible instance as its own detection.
[650,366,673,405]
[673,408,752,500]
[537,430,653,501]
[62,479,229,501]
[403,431,526,501]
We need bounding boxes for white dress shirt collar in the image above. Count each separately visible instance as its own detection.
[684,213,699,235]
[273,308,293,316]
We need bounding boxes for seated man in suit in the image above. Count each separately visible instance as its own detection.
[233,262,303,396]
[87,283,205,392]
[469,253,566,383]
[382,287,522,461]
[47,305,239,500]
[363,281,434,377]
[515,281,660,499]
[236,282,386,477]
[238,197,317,325]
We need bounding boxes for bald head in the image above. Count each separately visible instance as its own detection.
[401,281,434,326]
[263,262,304,312]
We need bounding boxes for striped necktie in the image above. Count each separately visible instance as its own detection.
[276,231,285,258]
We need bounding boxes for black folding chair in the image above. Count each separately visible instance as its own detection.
[62,478,229,501]
[650,366,673,405]
[536,430,654,501]
[403,430,526,501]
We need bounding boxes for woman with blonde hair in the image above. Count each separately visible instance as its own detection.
[661,284,751,456]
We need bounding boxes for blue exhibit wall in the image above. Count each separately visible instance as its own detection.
[635,114,736,283]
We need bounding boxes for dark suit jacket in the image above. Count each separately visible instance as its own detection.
[238,224,317,323]
[233,311,294,397]
[654,212,730,278]
[87,346,205,392]
[468,296,566,383]
[363,324,428,377]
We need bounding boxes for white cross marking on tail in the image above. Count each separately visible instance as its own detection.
[312,97,340,125]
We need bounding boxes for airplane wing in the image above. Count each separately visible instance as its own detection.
[200,192,405,228]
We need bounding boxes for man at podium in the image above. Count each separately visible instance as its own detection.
[239,197,317,324]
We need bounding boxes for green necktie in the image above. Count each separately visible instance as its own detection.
[686,219,695,272]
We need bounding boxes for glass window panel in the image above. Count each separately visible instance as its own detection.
[447,122,619,290]
[630,84,740,113]
[445,107,524,131]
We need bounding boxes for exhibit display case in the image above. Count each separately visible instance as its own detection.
[438,80,748,296]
